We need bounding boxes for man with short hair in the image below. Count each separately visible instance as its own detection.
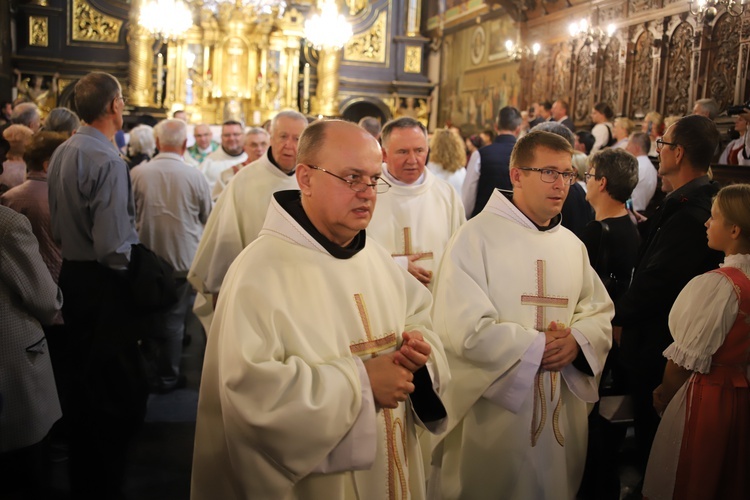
[626,132,657,212]
[430,130,613,499]
[199,121,247,191]
[212,126,270,199]
[528,102,545,128]
[188,110,307,329]
[358,116,382,140]
[173,109,187,122]
[552,99,575,132]
[367,117,465,290]
[692,98,719,120]
[131,119,211,392]
[47,71,144,498]
[539,101,553,122]
[188,124,219,164]
[462,106,522,218]
[191,120,449,499]
[613,114,723,477]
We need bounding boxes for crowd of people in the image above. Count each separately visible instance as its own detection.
[1,71,748,500]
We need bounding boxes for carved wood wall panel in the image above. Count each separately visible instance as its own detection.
[552,48,570,101]
[708,14,740,111]
[629,30,654,117]
[628,0,660,14]
[664,22,692,117]
[575,45,593,121]
[532,55,549,104]
[601,38,621,111]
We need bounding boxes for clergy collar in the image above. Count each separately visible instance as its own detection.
[268,147,296,176]
[274,190,365,259]
[501,190,562,231]
[383,164,425,186]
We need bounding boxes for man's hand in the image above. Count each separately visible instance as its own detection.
[364,352,415,409]
[393,331,431,372]
[541,321,579,371]
[407,254,432,286]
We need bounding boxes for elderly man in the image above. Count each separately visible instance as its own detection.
[430,130,613,499]
[188,124,219,164]
[212,126,270,199]
[191,119,449,499]
[199,120,247,191]
[130,119,211,392]
[551,99,575,132]
[613,115,724,478]
[692,98,719,120]
[625,132,657,213]
[188,110,307,330]
[47,72,144,498]
[367,117,465,290]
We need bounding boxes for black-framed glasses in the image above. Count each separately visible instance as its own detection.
[307,164,391,194]
[584,171,597,181]
[114,95,126,105]
[517,167,578,185]
[655,138,678,152]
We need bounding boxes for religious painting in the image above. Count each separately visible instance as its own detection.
[438,17,521,132]
[426,0,486,30]
[488,17,515,61]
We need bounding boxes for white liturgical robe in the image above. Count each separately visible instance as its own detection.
[367,166,465,290]
[191,191,450,500]
[429,190,613,500]
[198,147,247,193]
[188,150,298,330]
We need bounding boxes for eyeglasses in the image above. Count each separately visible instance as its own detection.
[655,138,678,152]
[114,95,126,105]
[307,164,391,194]
[584,171,597,181]
[517,167,578,185]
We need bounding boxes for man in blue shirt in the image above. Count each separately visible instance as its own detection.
[48,71,144,499]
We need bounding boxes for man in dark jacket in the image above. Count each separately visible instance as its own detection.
[462,106,521,218]
[613,114,723,476]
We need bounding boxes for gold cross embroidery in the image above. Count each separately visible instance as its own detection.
[391,227,433,261]
[520,260,569,447]
[349,294,407,500]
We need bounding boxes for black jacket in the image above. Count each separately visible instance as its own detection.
[472,135,516,218]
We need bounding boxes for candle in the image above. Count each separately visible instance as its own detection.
[253,110,261,125]
[303,63,310,100]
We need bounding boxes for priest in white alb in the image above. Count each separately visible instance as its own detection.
[367,117,465,291]
[191,119,449,500]
[429,131,613,500]
[187,110,307,331]
[198,120,247,192]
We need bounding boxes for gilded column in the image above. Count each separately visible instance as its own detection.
[128,0,154,107]
[314,48,342,116]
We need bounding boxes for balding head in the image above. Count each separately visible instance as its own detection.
[11,102,41,132]
[155,119,188,153]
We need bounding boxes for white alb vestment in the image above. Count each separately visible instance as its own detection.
[191,191,449,500]
[367,166,465,291]
[429,190,613,500]
[188,151,298,329]
[198,147,247,193]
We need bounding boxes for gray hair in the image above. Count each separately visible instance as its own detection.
[628,132,650,155]
[589,148,639,203]
[128,124,156,157]
[43,107,80,135]
[245,126,269,138]
[695,98,719,120]
[154,119,187,149]
[11,102,40,127]
[358,116,381,138]
[381,116,427,146]
[271,110,307,133]
[530,121,576,148]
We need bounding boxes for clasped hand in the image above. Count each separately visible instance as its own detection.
[541,321,579,372]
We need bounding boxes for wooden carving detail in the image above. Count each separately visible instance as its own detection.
[574,45,592,122]
[532,55,549,104]
[628,0,659,14]
[601,38,621,111]
[552,48,570,100]
[664,23,693,117]
[708,14,740,112]
[630,30,654,117]
[72,0,122,43]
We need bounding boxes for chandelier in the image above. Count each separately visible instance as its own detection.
[304,0,353,50]
[505,40,541,62]
[568,19,615,47]
[201,0,287,16]
[688,0,745,22]
[139,0,194,41]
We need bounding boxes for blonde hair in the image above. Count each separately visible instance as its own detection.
[429,128,466,173]
[715,184,750,245]
[3,124,34,156]
[614,117,634,135]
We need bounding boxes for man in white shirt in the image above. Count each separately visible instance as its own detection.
[367,117,465,290]
[131,119,211,392]
[212,126,270,199]
[429,130,613,499]
[626,132,658,212]
[191,119,449,500]
[199,121,247,191]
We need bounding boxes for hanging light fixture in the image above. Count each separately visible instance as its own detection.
[688,0,745,22]
[139,0,194,41]
[505,39,541,62]
[304,0,353,50]
[568,19,615,46]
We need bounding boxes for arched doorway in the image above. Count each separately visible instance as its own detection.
[340,97,390,125]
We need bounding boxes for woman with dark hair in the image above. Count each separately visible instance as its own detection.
[590,102,615,155]
[643,183,750,500]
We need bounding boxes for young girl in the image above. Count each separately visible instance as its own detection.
[643,184,750,500]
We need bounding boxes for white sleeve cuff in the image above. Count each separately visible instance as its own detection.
[482,332,545,413]
[560,328,600,404]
